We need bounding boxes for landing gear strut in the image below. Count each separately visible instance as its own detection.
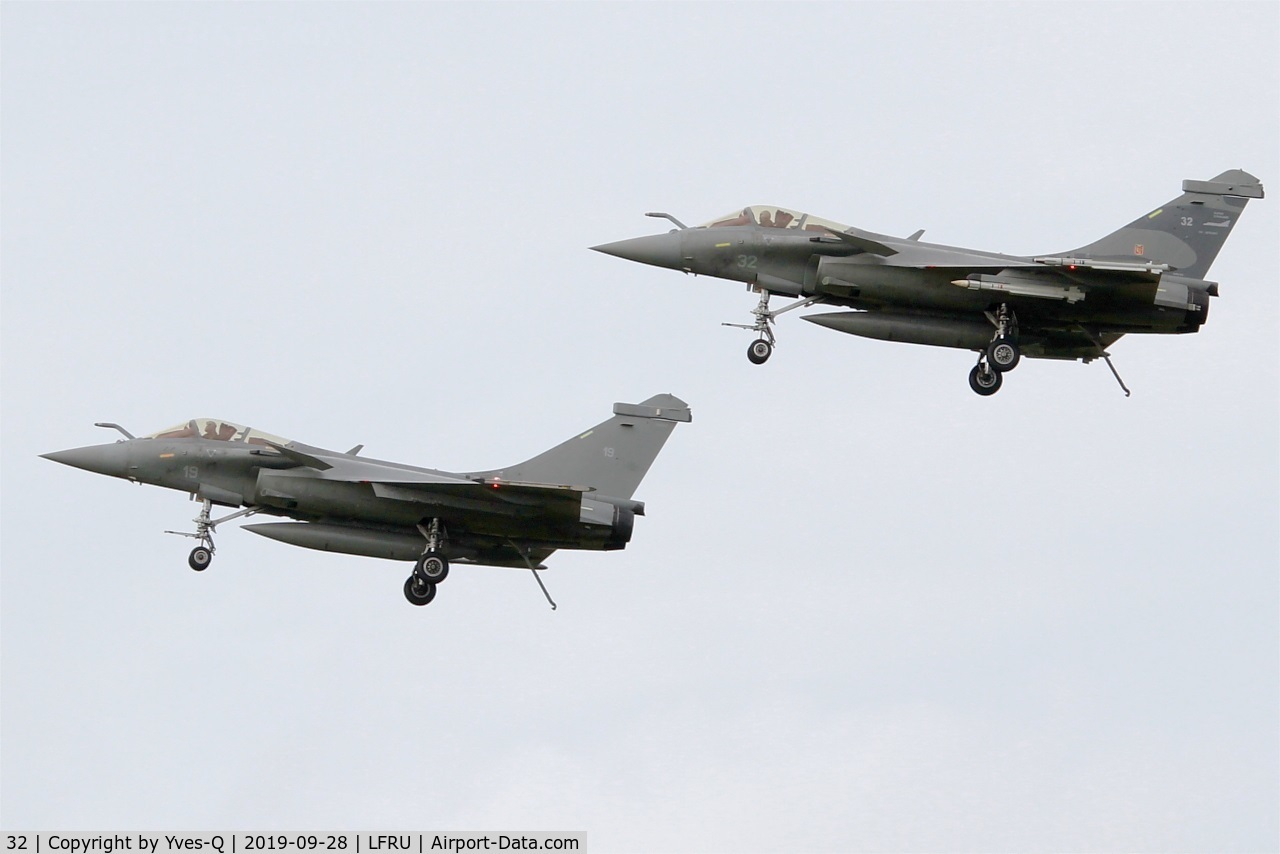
[969,304,1019,395]
[723,289,824,365]
[405,518,450,606]
[165,498,258,571]
[986,303,1021,372]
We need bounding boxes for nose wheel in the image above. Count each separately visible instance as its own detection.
[165,498,259,572]
[747,339,773,364]
[723,290,824,365]
[188,546,213,571]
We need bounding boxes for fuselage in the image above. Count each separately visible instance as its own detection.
[636,219,1210,338]
[42,422,631,564]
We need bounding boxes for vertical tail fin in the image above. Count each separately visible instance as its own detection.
[1064,169,1263,279]
[479,394,691,500]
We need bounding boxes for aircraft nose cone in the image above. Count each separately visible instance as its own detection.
[591,233,685,271]
[41,443,132,478]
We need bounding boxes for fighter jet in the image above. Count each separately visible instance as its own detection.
[593,170,1263,396]
[40,395,691,608]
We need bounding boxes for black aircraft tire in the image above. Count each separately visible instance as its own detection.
[188,547,212,572]
[747,339,772,365]
[404,575,437,606]
[988,338,1021,372]
[968,364,1003,396]
[417,553,449,584]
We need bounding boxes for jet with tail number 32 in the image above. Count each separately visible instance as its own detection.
[593,170,1263,396]
[41,395,690,608]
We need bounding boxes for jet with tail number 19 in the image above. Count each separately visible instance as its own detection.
[41,395,690,608]
[593,170,1263,396]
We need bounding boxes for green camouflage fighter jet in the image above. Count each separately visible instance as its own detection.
[41,395,690,608]
[593,170,1263,396]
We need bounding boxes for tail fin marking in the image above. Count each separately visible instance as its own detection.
[476,394,689,501]
[1064,169,1263,280]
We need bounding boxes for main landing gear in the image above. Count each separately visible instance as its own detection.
[404,574,436,606]
[969,358,1003,396]
[403,518,451,606]
[723,289,824,365]
[968,303,1021,396]
[165,498,258,571]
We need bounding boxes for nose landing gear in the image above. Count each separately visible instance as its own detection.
[723,289,824,365]
[165,498,259,571]
[747,338,773,364]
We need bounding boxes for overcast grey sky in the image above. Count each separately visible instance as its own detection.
[3,3,1277,851]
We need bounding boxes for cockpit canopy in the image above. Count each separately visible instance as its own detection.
[699,205,852,234]
[148,418,290,446]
